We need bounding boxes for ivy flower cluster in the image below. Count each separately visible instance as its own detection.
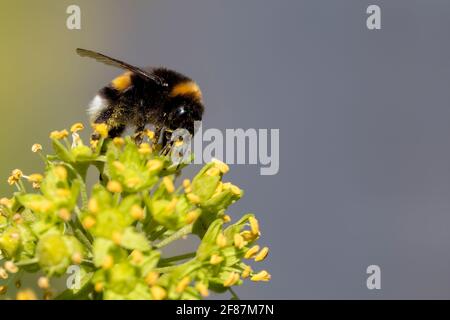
[0,123,270,300]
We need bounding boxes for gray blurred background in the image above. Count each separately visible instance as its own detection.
[2,0,450,299]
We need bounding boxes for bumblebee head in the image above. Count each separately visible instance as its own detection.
[165,96,204,134]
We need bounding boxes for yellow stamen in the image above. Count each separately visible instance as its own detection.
[31,143,42,153]
[88,198,99,213]
[162,177,175,193]
[11,169,23,180]
[125,177,142,188]
[112,232,122,245]
[4,261,18,273]
[82,216,96,229]
[241,230,258,241]
[210,254,224,265]
[56,188,71,197]
[0,285,7,295]
[195,282,209,297]
[150,285,166,300]
[90,139,99,149]
[146,159,163,172]
[249,216,260,236]
[222,182,232,190]
[12,214,22,223]
[216,233,227,248]
[113,137,125,147]
[234,233,246,249]
[54,166,68,180]
[58,208,72,221]
[244,245,260,259]
[186,193,200,204]
[222,214,231,223]
[175,276,191,293]
[71,252,83,265]
[70,123,84,133]
[107,180,123,193]
[254,247,269,262]
[131,205,145,220]
[27,173,43,183]
[0,268,8,280]
[130,250,143,264]
[182,179,191,189]
[185,209,201,224]
[50,129,69,140]
[213,182,223,196]
[241,265,252,279]
[0,198,12,208]
[144,129,155,140]
[164,198,178,215]
[37,277,49,289]
[145,271,160,286]
[223,272,240,287]
[112,161,125,172]
[102,255,114,269]
[251,270,271,282]
[230,185,242,196]
[29,199,52,213]
[92,123,108,138]
[7,176,16,185]
[16,289,37,300]
[138,143,153,155]
[94,283,104,292]
[206,167,221,177]
[212,158,230,174]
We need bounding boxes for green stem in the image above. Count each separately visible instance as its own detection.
[73,206,94,245]
[81,259,95,268]
[148,226,167,241]
[79,182,88,210]
[154,224,192,249]
[18,180,27,193]
[228,287,240,300]
[160,252,196,264]
[75,229,93,252]
[63,163,88,210]
[15,258,39,267]
[153,259,194,274]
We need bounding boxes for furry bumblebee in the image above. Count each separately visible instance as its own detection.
[76,48,204,147]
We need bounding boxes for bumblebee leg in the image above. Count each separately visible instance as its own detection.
[90,123,125,143]
[154,126,163,145]
[91,106,125,141]
[133,124,146,145]
[160,130,174,156]
[108,124,126,138]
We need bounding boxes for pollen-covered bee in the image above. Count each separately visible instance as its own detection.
[76,48,204,148]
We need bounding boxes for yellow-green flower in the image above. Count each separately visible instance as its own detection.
[0,123,270,300]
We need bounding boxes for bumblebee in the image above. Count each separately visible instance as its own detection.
[76,48,204,147]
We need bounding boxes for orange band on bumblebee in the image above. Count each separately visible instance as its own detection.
[170,81,202,102]
[111,72,132,91]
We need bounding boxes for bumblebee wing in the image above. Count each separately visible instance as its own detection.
[76,48,167,87]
